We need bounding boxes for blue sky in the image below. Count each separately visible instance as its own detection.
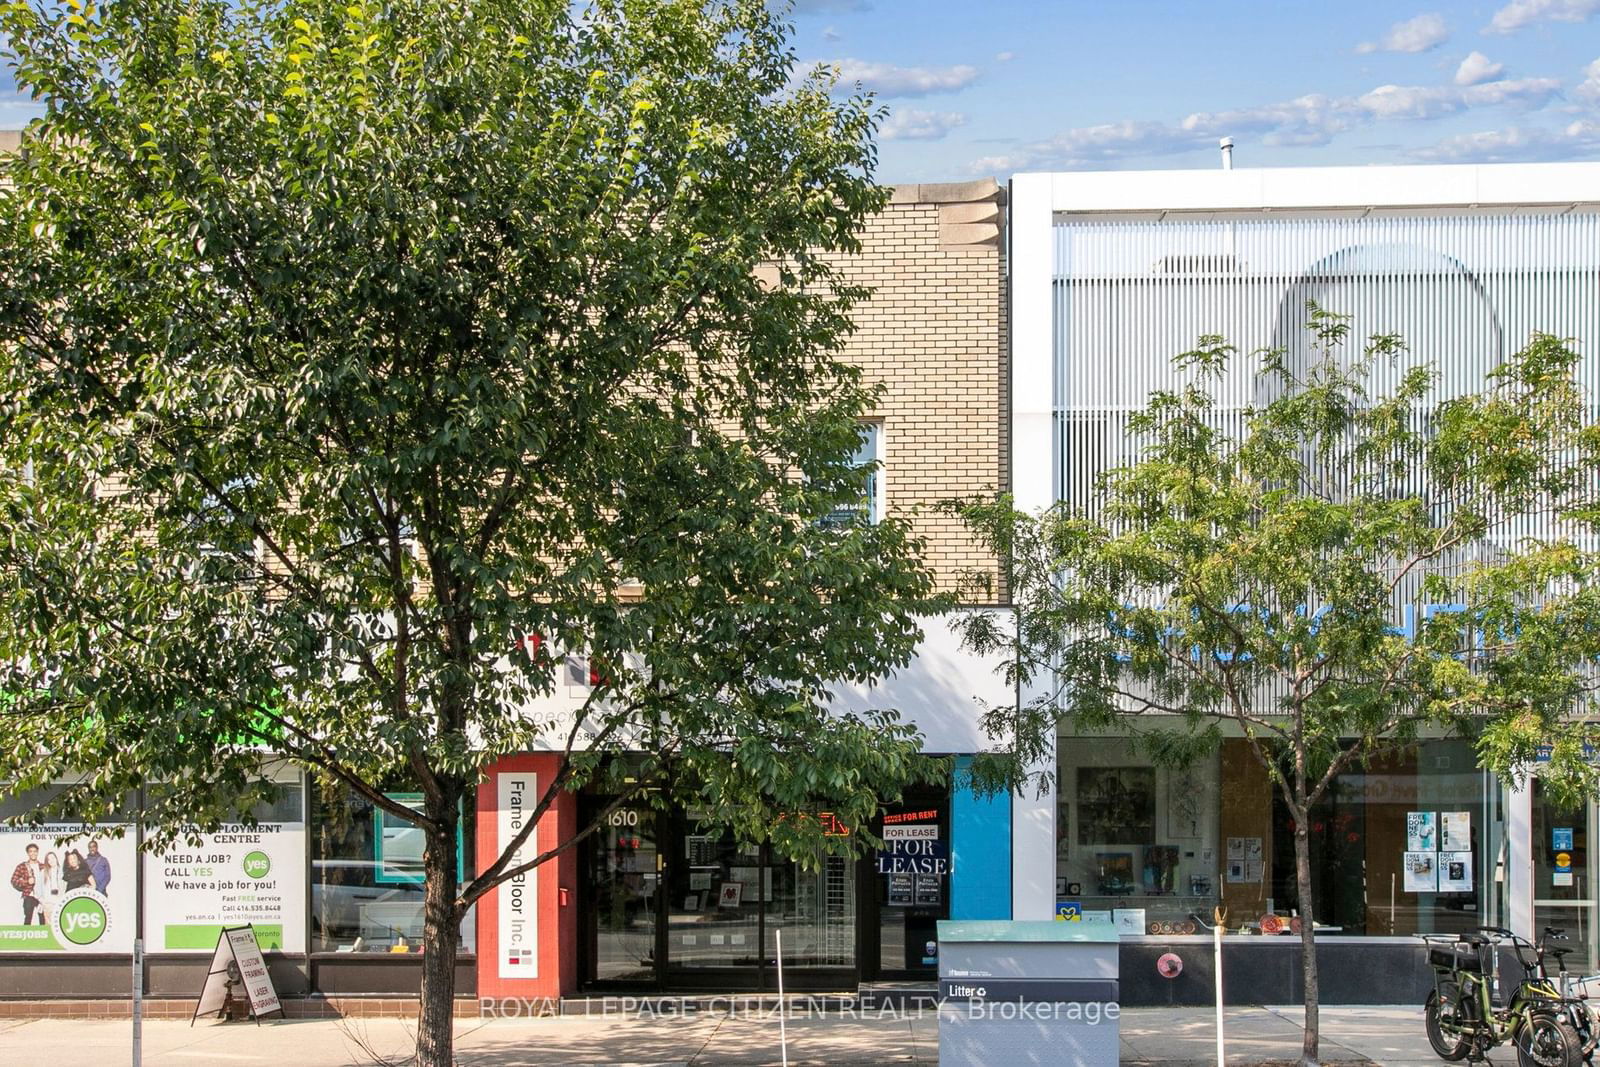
[4,1,1596,179]
[786,0,1600,181]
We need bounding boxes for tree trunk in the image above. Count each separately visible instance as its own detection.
[416,796,462,1067]
[1295,814,1319,1067]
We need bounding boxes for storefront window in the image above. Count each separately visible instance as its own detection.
[644,808,857,982]
[665,824,766,973]
[1057,734,1502,936]
[873,797,948,974]
[1057,737,1222,931]
[1269,738,1496,937]
[769,853,855,969]
[310,781,475,954]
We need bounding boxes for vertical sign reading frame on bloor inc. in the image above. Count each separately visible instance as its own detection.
[498,773,538,978]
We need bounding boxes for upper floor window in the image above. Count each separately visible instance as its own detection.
[822,421,883,527]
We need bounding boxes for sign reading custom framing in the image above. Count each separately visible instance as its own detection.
[0,825,135,954]
[192,925,283,1024]
[496,773,538,978]
[142,822,306,952]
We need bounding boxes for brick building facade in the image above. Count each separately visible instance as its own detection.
[835,179,1007,597]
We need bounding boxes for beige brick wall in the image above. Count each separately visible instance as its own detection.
[829,179,1008,601]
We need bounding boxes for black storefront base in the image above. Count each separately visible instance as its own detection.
[860,940,1444,1008]
[1119,939,1438,1006]
[0,954,476,999]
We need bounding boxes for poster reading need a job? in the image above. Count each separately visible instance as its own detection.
[141,823,306,952]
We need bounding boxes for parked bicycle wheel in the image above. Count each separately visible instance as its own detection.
[1424,982,1472,1062]
[1516,1013,1583,1067]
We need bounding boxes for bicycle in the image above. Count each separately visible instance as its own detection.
[1540,929,1599,1066]
[1420,925,1590,1066]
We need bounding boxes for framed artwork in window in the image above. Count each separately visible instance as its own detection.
[1077,767,1155,845]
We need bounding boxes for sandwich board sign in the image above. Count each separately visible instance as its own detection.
[192,924,283,1024]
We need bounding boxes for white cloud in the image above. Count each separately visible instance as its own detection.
[879,108,967,142]
[971,72,1565,174]
[1181,94,1355,147]
[1455,51,1505,85]
[971,120,1210,173]
[1356,12,1448,54]
[1461,76,1564,107]
[1486,0,1600,33]
[1358,77,1560,120]
[827,58,980,97]
[821,25,842,43]
[1578,57,1600,100]
[1410,119,1600,161]
[995,51,1016,63]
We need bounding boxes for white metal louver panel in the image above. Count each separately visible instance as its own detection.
[1053,212,1600,523]
[1050,211,1600,712]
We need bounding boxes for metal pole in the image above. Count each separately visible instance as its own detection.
[132,937,144,1067]
[775,928,789,1067]
[1213,907,1225,1066]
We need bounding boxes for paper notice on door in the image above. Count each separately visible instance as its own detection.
[1441,812,1471,852]
[1404,851,1437,893]
[1439,852,1472,893]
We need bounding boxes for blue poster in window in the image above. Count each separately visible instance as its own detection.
[374,793,465,884]
[1554,827,1575,852]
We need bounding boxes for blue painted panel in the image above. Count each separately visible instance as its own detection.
[951,756,1012,919]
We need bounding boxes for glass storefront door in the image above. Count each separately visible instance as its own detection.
[1532,778,1597,972]
[582,796,859,990]
[585,801,660,984]
[869,794,950,978]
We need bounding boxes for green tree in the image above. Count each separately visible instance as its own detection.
[954,310,1600,1066]
[0,1,942,1062]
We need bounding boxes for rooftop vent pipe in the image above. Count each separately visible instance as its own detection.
[1220,137,1235,170]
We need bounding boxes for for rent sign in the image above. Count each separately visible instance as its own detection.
[876,825,949,876]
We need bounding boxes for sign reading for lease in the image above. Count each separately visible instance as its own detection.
[876,824,948,876]
[497,773,538,979]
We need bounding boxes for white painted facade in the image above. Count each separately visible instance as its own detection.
[1009,160,1600,936]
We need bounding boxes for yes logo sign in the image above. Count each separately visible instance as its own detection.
[54,891,109,948]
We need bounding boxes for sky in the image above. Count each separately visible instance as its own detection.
[785,0,1600,182]
[3,1,1597,181]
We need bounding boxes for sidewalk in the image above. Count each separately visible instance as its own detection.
[0,1003,1464,1065]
